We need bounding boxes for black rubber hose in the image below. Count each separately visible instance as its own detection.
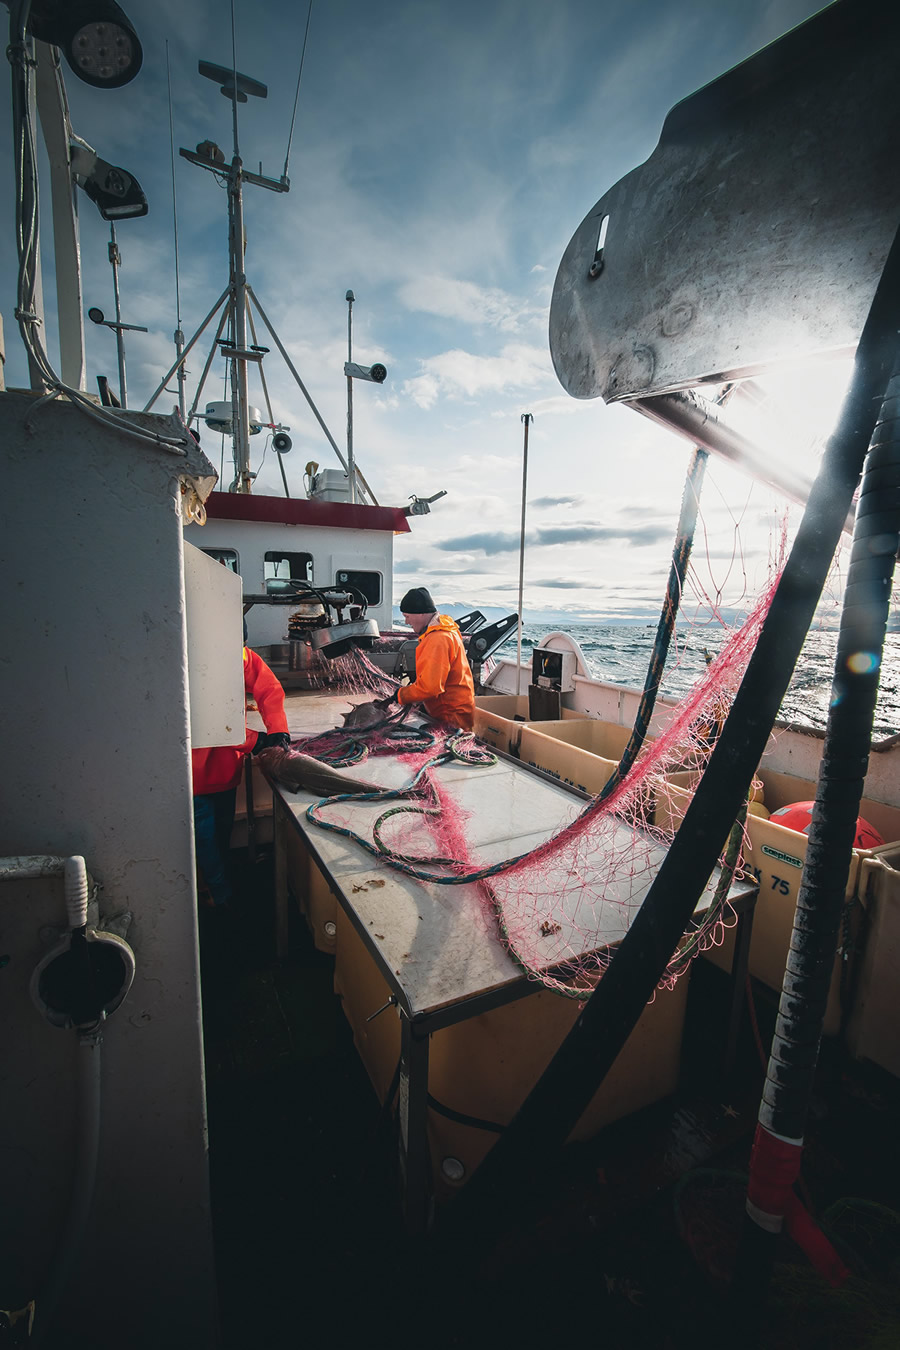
[598,446,708,800]
[730,375,900,1345]
[766,390,899,1133]
[441,220,900,1234]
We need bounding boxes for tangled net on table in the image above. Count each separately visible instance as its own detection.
[294,580,778,1000]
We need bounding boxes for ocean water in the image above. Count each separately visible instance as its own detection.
[496,622,900,740]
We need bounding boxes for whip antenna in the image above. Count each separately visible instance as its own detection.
[283,0,315,181]
[230,0,240,157]
[166,41,186,417]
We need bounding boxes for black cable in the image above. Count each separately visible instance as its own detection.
[426,1094,505,1135]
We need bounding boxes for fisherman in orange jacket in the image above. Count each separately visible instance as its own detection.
[192,644,290,906]
[384,586,475,730]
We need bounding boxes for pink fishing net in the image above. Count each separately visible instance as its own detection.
[295,576,780,998]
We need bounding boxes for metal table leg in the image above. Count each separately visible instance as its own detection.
[398,1015,432,1234]
[244,757,257,864]
[724,892,757,1074]
[273,794,289,962]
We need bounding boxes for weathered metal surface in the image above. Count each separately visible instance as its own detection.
[550,0,900,402]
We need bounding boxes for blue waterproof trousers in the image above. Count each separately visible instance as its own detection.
[192,788,237,906]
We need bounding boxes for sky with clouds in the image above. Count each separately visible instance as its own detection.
[1,0,856,623]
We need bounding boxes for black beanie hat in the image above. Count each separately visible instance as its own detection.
[399,586,436,614]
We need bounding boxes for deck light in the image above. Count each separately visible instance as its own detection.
[81,159,147,219]
[71,144,148,220]
[21,2,143,89]
[344,361,387,384]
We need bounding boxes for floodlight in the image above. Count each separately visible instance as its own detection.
[344,361,388,384]
[71,143,147,220]
[24,2,143,89]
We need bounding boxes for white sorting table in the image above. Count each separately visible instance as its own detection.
[269,693,758,1228]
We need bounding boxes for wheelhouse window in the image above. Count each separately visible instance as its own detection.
[202,548,239,573]
[265,551,314,595]
[335,569,382,605]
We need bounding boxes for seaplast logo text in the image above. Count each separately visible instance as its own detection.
[761,844,803,870]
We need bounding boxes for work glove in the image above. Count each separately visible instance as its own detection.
[373,694,396,710]
[253,731,292,754]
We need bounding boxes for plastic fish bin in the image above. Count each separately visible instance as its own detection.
[517,722,618,796]
[845,842,900,1077]
[472,696,585,755]
[472,694,530,753]
[520,717,645,762]
[333,903,690,1197]
[653,771,900,1036]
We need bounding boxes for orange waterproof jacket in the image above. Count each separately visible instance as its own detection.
[396,614,475,729]
[192,648,289,795]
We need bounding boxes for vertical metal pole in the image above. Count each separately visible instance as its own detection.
[23,37,48,391]
[174,326,186,418]
[276,450,291,499]
[34,40,85,392]
[515,413,532,697]
[346,289,356,504]
[228,152,252,493]
[108,222,127,409]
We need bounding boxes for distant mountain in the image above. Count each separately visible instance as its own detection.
[392,603,659,627]
[393,598,900,632]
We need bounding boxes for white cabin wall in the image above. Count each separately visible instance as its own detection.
[186,517,395,646]
[0,395,217,1348]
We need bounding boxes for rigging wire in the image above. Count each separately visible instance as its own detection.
[283,0,315,181]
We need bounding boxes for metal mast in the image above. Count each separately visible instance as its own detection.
[346,289,356,503]
[177,60,288,492]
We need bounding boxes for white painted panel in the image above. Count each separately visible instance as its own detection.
[184,541,245,748]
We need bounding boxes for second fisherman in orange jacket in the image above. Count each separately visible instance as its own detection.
[390,586,475,730]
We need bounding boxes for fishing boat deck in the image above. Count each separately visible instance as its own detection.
[200,855,900,1350]
[198,688,900,1349]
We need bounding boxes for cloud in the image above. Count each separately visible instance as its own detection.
[397,277,535,332]
[436,531,523,555]
[425,565,501,576]
[527,578,593,590]
[490,578,612,592]
[530,495,583,509]
[402,342,554,410]
[392,557,428,574]
[435,520,673,555]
